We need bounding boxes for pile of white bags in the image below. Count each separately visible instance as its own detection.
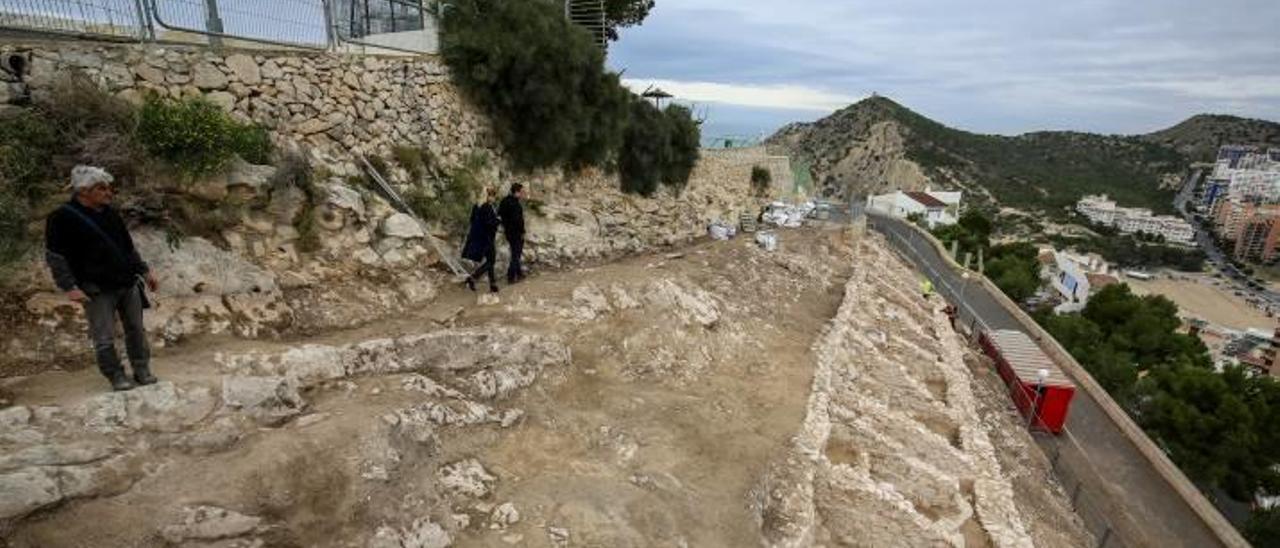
[761,201,817,228]
[755,230,778,251]
[708,221,737,240]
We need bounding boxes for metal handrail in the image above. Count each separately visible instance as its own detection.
[144,0,332,51]
[331,0,435,54]
[2,0,439,55]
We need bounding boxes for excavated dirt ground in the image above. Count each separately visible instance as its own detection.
[1,227,1090,547]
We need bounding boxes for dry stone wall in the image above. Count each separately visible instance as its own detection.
[1,41,489,174]
[0,41,782,374]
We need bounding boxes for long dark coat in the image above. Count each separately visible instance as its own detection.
[462,202,500,262]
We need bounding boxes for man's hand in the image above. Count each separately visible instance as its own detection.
[144,272,159,292]
[66,288,88,303]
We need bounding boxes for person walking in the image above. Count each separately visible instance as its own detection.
[498,182,527,284]
[45,166,159,392]
[462,186,501,293]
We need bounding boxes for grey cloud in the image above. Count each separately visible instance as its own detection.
[610,0,1280,136]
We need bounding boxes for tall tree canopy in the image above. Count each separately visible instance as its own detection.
[604,0,656,41]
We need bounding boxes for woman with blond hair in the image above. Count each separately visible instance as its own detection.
[461,186,501,293]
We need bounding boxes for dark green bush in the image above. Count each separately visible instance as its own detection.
[229,125,272,165]
[442,0,615,171]
[618,99,668,196]
[443,0,701,193]
[751,166,772,196]
[662,104,700,190]
[136,95,273,178]
[0,109,60,203]
[619,100,701,196]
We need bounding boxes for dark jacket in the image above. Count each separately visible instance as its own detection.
[45,200,149,292]
[461,202,500,261]
[498,194,525,241]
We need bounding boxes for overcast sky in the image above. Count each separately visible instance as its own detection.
[610,0,1280,142]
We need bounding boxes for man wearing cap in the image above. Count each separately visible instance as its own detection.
[45,166,159,392]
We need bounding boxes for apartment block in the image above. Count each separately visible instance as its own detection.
[1076,194,1195,244]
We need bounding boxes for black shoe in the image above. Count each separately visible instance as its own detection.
[490,284,500,293]
[133,368,158,386]
[109,374,136,392]
[465,278,476,292]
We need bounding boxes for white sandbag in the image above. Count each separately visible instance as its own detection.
[755,231,778,251]
[708,221,736,240]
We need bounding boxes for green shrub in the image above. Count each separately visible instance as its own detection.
[618,99,667,196]
[0,190,31,273]
[442,0,618,172]
[619,101,701,196]
[406,153,486,234]
[662,104,700,190]
[750,165,772,196]
[0,109,60,203]
[136,95,273,178]
[229,124,272,165]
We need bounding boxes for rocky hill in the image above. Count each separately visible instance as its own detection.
[767,96,1279,215]
[1142,114,1280,163]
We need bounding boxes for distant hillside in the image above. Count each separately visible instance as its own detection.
[766,97,1279,216]
[1142,114,1280,163]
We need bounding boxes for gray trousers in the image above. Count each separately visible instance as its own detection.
[82,284,150,379]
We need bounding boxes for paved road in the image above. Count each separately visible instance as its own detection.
[1175,169,1280,311]
[868,213,1234,548]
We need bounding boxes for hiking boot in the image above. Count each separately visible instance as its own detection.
[109,373,136,392]
[133,367,158,386]
[490,284,500,293]
[465,278,477,292]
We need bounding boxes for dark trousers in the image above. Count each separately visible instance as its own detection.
[82,284,150,379]
[470,246,496,287]
[507,236,524,282]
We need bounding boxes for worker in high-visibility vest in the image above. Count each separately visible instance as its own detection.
[920,278,934,299]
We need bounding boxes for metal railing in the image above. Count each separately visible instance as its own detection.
[0,0,436,53]
[147,0,331,50]
[565,0,604,50]
[0,0,148,40]
[331,0,433,54]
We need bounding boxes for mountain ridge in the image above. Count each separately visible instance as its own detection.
[766,96,1280,215]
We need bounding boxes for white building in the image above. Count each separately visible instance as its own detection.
[866,189,963,228]
[1075,194,1195,244]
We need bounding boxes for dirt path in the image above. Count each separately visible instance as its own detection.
[1,226,1088,547]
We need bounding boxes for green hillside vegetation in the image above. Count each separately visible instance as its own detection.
[874,98,1186,215]
[930,211,1043,302]
[1143,114,1280,163]
[1035,285,1280,513]
[770,97,1280,218]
